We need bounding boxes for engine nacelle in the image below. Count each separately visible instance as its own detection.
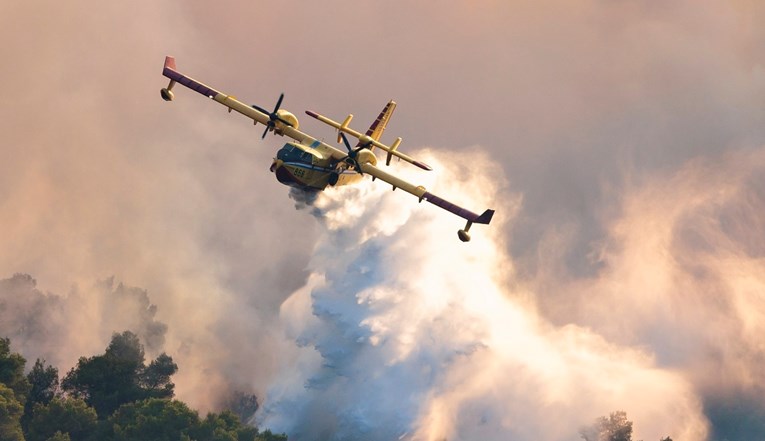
[355,149,378,166]
[274,109,299,134]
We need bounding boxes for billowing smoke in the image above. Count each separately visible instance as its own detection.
[0,274,167,370]
[539,147,765,439]
[2,1,765,438]
[258,150,715,440]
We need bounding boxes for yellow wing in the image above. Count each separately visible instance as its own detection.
[359,162,495,226]
[161,56,329,151]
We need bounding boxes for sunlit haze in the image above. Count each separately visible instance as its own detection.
[1,1,764,440]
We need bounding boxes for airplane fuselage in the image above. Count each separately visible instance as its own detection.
[270,141,362,191]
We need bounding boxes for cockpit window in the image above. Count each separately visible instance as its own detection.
[277,144,316,163]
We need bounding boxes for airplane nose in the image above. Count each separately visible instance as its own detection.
[270,159,283,172]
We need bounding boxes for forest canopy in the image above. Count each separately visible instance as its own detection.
[0,333,286,441]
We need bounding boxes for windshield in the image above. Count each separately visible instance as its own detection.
[277,144,314,163]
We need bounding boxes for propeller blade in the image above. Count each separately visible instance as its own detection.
[251,104,270,115]
[275,115,294,127]
[333,143,367,176]
[253,93,288,138]
[274,93,284,113]
[340,132,353,153]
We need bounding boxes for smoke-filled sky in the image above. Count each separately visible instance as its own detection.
[2,1,765,440]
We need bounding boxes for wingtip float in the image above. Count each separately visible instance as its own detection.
[160,56,495,242]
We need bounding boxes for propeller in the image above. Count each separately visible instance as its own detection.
[339,133,373,175]
[252,93,294,139]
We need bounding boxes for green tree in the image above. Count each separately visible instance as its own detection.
[26,360,58,408]
[61,353,139,418]
[0,383,25,441]
[106,398,200,441]
[22,359,59,431]
[256,429,288,441]
[0,338,30,405]
[103,399,282,441]
[139,354,177,398]
[44,432,70,441]
[24,398,97,441]
[191,410,257,441]
[580,410,633,441]
[61,331,177,418]
[224,391,259,424]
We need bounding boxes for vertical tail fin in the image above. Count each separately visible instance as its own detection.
[358,100,396,151]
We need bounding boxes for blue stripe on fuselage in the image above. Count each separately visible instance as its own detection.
[284,161,356,175]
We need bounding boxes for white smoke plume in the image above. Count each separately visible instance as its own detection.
[259,150,709,441]
[541,147,765,432]
[2,1,764,438]
[0,274,167,369]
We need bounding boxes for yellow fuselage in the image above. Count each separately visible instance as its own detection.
[270,142,363,191]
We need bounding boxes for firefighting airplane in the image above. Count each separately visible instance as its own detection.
[160,56,494,241]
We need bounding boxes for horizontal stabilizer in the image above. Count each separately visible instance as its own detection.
[305,109,432,171]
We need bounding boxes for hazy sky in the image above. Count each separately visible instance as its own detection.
[2,1,765,440]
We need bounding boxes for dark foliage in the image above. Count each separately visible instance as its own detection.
[224,391,260,424]
[581,411,674,441]
[581,410,633,441]
[61,331,177,418]
[0,337,30,404]
[0,333,289,441]
[25,397,97,441]
[105,398,200,441]
[0,384,24,441]
[192,409,258,441]
[26,359,59,406]
[23,358,59,430]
